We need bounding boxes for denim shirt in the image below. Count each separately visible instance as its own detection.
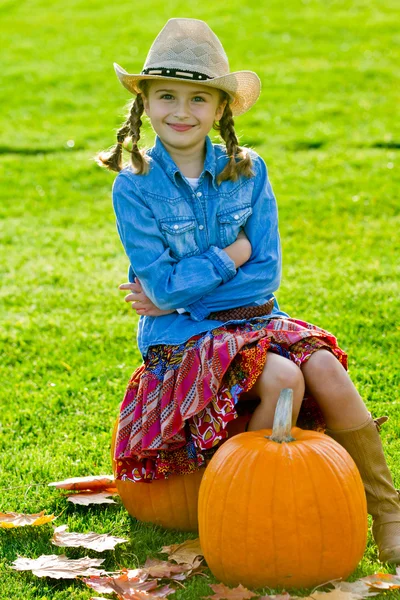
[112,135,289,358]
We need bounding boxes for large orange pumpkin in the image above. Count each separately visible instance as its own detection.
[110,415,249,531]
[198,389,368,590]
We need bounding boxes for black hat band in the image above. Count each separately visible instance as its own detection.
[141,67,213,81]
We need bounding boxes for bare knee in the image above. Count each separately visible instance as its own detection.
[247,354,305,430]
[255,354,305,400]
[301,349,351,401]
[273,360,305,399]
[302,349,342,380]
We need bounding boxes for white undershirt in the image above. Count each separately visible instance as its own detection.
[185,177,200,189]
[176,177,200,313]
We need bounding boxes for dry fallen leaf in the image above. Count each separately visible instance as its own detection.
[113,589,175,600]
[67,491,118,505]
[203,582,259,599]
[51,524,127,551]
[360,573,400,591]
[160,538,203,565]
[0,511,56,529]
[184,555,206,577]
[143,557,194,579]
[332,580,380,597]
[11,554,105,578]
[303,588,373,600]
[48,475,115,491]
[116,588,176,599]
[84,555,203,599]
[84,570,168,595]
[142,557,205,581]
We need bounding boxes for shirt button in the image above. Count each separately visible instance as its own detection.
[196,191,203,197]
[234,214,240,220]
[173,224,179,230]
[199,224,204,230]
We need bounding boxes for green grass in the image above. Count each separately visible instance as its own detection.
[1,0,399,597]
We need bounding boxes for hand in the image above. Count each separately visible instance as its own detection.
[223,228,252,268]
[119,279,175,317]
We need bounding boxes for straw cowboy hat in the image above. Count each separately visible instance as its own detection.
[113,18,261,116]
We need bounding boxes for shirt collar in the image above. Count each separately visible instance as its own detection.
[151,135,218,191]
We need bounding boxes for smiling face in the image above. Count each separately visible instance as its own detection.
[141,80,227,157]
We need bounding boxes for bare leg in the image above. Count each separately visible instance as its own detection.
[300,349,370,429]
[246,352,305,431]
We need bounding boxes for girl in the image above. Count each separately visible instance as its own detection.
[97,18,400,563]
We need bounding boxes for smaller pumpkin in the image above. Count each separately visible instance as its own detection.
[110,418,205,531]
[198,389,368,589]
[110,412,250,532]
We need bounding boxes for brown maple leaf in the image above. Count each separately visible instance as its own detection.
[67,491,118,505]
[84,570,177,598]
[332,580,380,597]
[143,558,192,579]
[203,582,258,599]
[143,557,205,581]
[52,524,127,551]
[305,589,373,600]
[0,511,56,528]
[160,538,203,565]
[360,573,400,591]
[11,554,105,578]
[115,585,176,599]
[83,570,157,595]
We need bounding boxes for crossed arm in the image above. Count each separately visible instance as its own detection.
[121,230,253,316]
[114,156,280,319]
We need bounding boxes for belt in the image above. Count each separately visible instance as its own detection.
[208,298,275,321]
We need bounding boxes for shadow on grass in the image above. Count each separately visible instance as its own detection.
[248,139,400,151]
[0,146,84,155]
[238,138,328,151]
[287,139,327,151]
[370,141,400,150]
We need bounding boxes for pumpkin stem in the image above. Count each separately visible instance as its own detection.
[266,388,296,443]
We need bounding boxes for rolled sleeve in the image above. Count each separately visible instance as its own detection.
[183,298,210,322]
[204,246,236,283]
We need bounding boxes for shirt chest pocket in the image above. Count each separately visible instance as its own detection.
[217,205,253,247]
[159,217,200,259]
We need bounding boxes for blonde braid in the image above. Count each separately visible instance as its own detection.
[128,93,150,175]
[95,93,150,174]
[216,102,254,184]
[95,118,130,172]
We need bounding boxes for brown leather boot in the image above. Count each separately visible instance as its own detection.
[326,414,400,564]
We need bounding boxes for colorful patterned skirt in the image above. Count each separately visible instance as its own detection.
[114,317,347,483]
